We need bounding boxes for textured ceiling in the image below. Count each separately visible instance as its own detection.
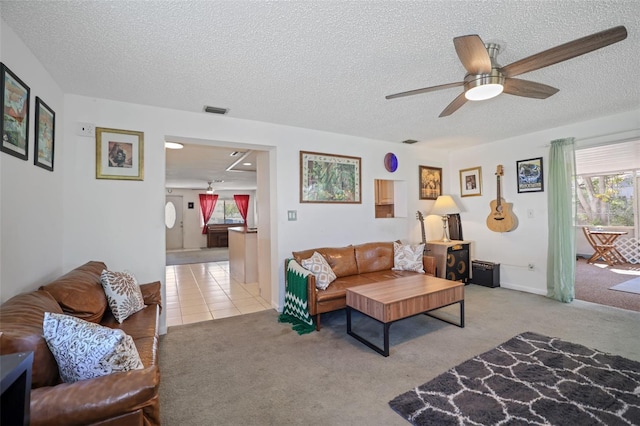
[2,1,639,188]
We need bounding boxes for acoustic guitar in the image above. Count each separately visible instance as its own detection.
[416,211,427,245]
[486,165,517,232]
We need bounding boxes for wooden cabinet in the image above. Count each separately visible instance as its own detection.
[426,240,471,283]
[375,180,394,204]
[207,224,235,247]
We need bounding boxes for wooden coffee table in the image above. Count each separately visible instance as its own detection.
[346,275,464,356]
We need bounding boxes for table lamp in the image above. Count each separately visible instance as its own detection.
[430,195,461,242]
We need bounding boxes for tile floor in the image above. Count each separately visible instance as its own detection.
[165,261,271,327]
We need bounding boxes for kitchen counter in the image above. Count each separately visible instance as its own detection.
[228,227,258,283]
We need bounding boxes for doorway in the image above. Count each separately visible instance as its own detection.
[165,195,184,250]
[164,141,276,326]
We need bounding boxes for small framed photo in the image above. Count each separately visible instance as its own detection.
[460,166,482,197]
[1,63,30,161]
[516,157,544,193]
[96,127,144,180]
[300,151,361,203]
[34,97,55,171]
[419,165,442,200]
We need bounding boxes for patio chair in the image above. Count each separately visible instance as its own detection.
[583,227,617,266]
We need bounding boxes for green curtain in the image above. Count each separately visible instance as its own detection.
[546,138,576,302]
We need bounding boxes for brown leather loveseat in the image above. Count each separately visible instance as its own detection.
[291,241,436,330]
[0,261,162,426]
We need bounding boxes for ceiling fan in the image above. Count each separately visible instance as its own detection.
[385,26,627,117]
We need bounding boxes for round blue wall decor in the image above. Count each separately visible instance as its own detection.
[384,153,398,172]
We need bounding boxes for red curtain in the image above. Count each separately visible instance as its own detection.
[233,194,249,225]
[199,194,218,234]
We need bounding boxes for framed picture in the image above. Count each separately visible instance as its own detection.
[300,151,361,203]
[517,157,544,193]
[459,166,482,197]
[34,97,55,171]
[419,165,442,200]
[96,127,144,180]
[1,63,30,161]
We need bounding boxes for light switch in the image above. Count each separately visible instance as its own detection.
[287,210,297,221]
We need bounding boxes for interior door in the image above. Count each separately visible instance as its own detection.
[165,195,183,250]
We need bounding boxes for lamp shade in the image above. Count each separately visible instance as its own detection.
[430,195,461,216]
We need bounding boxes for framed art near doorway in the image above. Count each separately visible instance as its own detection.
[96,127,144,180]
[300,151,361,203]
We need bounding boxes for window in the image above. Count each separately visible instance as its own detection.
[576,171,636,226]
[207,200,244,224]
[575,139,639,236]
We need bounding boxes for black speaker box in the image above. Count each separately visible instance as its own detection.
[471,261,500,288]
[445,246,469,283]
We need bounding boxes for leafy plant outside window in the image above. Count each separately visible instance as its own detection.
[208,200,244,224]
[575,171,635,226]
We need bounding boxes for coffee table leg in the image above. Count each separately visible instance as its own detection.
[346,310,391,357]
[383,323,390,356]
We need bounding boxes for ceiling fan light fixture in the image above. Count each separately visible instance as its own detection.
[206,181,214,194]
[465,83,504,101]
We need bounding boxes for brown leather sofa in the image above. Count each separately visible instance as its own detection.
[0,261,162,426]
[291,241,436,330]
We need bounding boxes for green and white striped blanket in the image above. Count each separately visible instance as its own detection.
[278,259,315,334]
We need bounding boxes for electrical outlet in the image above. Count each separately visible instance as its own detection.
[76,122,95,137]
[528,263,535,271]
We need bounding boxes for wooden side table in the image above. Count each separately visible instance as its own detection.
[426,240,471,283]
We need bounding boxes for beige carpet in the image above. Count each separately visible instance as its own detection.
[159,285,640,425]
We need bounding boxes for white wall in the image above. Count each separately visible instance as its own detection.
[0,20,65,302]
[449,109,640,294]
[60,94,449,332]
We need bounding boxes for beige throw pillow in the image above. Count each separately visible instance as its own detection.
[301,251,337,290]
[100,269,146,323]
[392,242,425,273]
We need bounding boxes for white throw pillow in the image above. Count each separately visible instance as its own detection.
[392,242,425,273]
[100,269,145,323]
[42,312,144,383]
[301,251,337,290]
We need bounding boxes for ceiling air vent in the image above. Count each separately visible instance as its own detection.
[402,139,418,144]
[204,106,228,115]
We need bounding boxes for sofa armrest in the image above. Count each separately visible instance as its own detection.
[306,275,318,316]
[423,255,436,276]
[284,259,318,316]
[139,281,162,313]
[30,366,159,426]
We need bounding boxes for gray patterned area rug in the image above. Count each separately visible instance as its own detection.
[389,332,640,425]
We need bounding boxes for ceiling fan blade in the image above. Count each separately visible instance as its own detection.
[439,92,468,117]
[454,35,492,74]
[502,25,627,77]
[385,81,463,99]
[503,78,559,99]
